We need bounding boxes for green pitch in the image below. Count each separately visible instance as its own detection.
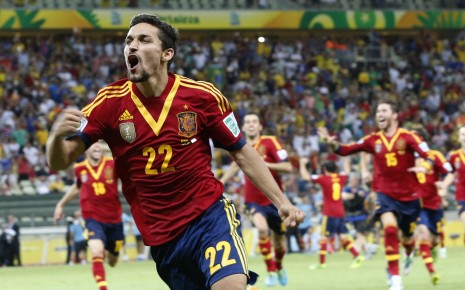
[2,247,463,290]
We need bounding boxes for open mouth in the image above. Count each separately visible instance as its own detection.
[127,55,139,71]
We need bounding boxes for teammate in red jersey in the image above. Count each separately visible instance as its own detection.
[444,126,465,248]
[220,113,292,287]
[299,158,365,269]
[414,145,453,285]
[46,14,304,290]
[318,98,441,290]
[54,141,124,290]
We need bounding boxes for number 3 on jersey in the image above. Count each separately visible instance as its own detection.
[143,145,175,175]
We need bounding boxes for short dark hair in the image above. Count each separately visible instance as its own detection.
[377,97,399,113]
[323,160,337,173]
[129,14,179,70]
[242,112,263,126]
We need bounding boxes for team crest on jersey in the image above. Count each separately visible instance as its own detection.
[119,122,136,143]
[104,167,114,184]
[80,170,87,183]
[177,112,197,138]
[396,139,406,155]
[257,145,267,156]
[375,140,382,153]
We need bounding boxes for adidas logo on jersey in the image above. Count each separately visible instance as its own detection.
[119,110,133,121]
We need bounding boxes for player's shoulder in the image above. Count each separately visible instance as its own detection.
[83,78,131,117]
[97,78,131,97]
[178,74,226,100]
[449,149,460,156]
[73,160,86,169]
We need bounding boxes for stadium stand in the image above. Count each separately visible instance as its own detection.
[1,0,464,230]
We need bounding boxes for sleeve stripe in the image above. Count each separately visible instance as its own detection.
[82,82,130,112]
[179,76,230,113]
[82,87,129,117]
[433,150,447,163]
[263,135,283,150]
[179,79,228,114]
[196,80,230,111]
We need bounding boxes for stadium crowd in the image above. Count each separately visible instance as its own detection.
[0,30,465,214]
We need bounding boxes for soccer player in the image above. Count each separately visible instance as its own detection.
[220,113,292,287]
[414,144,453,285]
[445,126,465,248]
[318,98,444,290]
[46,14,304,290]
[342,172,372,258]
[299,158,365,269]
[54,141,124,290]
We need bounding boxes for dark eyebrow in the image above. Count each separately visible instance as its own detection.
[126,33,152,40]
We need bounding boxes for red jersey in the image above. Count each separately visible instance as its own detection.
[337,128,431,201]
[74,156,122,223]
[78,74,244,246]
[448,149,465,201]
[312,173,347,218]
[244,135,288,206]
[416,150,452,210]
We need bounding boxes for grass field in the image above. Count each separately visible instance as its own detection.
[2,247,464,290]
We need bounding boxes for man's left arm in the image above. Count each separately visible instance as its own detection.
[229,143,305,226]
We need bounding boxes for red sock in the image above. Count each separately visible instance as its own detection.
[419,240,435,273]
[319,240,327,264]
[438,231,445,248]
[92,256,107,290]
[402,240,415,256]
[259,236,276,272]
[384,225,400,276]
[274,248,285,270]
[329,236,336,252]
[342,239,359,258]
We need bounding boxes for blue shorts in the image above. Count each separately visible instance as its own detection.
[245,203,286,235]
[418,208,444,236]
[85,219,125,256]
[458,200,465,215]
[346,214,372,233]
[320,216,347,237]
[375,192,421,237]
[150,196,258,290]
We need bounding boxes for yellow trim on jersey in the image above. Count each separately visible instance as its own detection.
[431,150,447,163]
[84,156,110,181]
[385,254,400,261]
[130,75,180,136]
[260,135,283,150]
[179,76,229,114]
[82,82,130,117]
[196,79,229,112]
[377,128,402,152]
[459,150,465,167]
[408,129,423,144]
[179,75,230,112]
[222,198,248,273]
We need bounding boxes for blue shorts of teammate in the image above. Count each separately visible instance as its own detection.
[375,192,421,237]
[320,216,348,237]
[346,214,372,233]
[458,200,465,215]
[245,202,286,235]
[150,196,258,290]
[418,208,444,236]
[85,219,124,256]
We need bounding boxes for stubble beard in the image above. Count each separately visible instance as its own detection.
[128,70,149,83]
